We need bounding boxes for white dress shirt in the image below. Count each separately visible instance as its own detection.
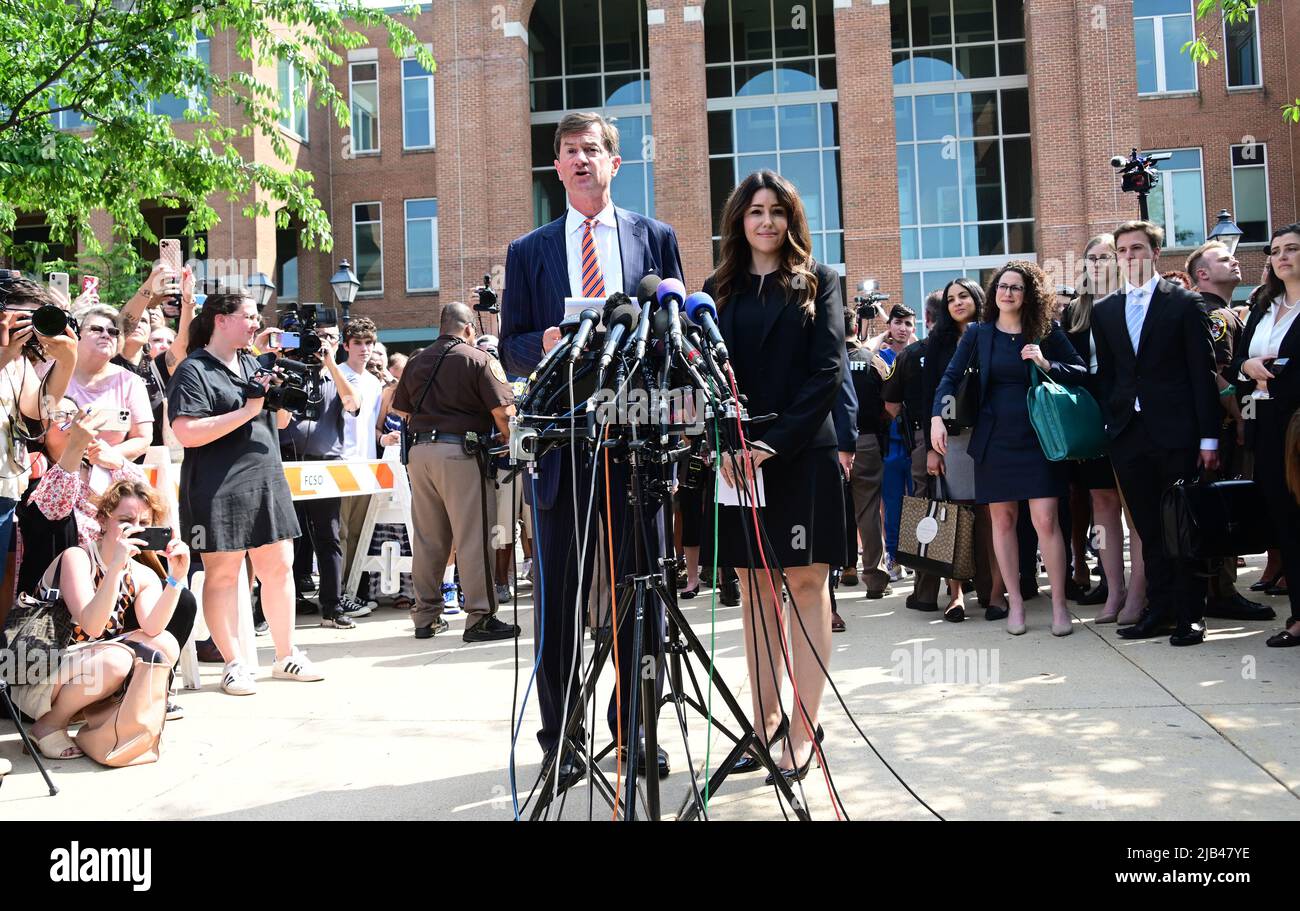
[565,202,623,300]
[1247,294,1300,360]
[1123,275,1216,451]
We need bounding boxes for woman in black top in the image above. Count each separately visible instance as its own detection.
[167,293,321,695]
[1233,223,1300,646]
[932,262,1086,637]
[704,170,846,783]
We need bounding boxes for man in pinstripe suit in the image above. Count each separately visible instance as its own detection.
[500,112,685,787]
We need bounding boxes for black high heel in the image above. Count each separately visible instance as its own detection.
[765,727,825,785]
[733,718,790,774]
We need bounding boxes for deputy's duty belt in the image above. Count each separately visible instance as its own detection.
[410,430,468,446]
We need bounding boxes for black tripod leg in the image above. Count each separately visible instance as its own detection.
[0,683,58,796]
[639,587,661,822]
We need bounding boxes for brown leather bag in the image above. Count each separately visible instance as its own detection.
[75,640,170,768]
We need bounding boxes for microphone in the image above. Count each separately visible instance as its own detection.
[624,274,662,361]
[637,274,662,307]
[597,299,639,378]
[655,277,687,353]
[566,307,600,364]
[684,291,729,364]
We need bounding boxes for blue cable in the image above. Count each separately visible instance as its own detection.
[509,470,547,819]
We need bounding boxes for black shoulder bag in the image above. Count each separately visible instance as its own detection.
[950,331,981,430]
[0,554,74,686]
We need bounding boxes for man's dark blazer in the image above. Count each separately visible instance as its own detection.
[1091,279,1220,451]
[499,208,684,509]
[933,321,1086,463]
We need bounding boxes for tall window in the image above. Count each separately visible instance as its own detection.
[278,58,310,140]
[275,218,299,303]
[352,202,383,294]
[705,0,842,268]
[1134,0,1196,95]
[892,0,1031,314]
[402,58,435,149]
[1225,7,1261,89]
[150,30,211,119]
[528,0,652,226]
[1231,143,1269,245]
[349,61,380,154]
[405,198,439,292]
[1145,149,1204,249]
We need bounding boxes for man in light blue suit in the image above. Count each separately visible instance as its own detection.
[500,112,684,788]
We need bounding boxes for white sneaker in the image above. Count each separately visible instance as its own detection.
[272,647,324,682]
[886,557,904,583]
[221,661,258,696]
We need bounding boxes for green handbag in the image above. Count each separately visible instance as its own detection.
[1025,362,1109,461]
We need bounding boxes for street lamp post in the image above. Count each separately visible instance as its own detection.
[1208,209,1245,255]
[330,260,360,326]
[247,272,275,311]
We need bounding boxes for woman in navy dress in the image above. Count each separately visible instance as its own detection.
[932,262,1086,636]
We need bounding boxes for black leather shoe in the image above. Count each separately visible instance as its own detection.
[733,718,790,773]
[1020,578,1040,601]
[1205,592,1276,621]
[764,731,824,786]
[1065,579,1088,601]
[414,618,450,639]
[545,749,586,792]
[1076,581,1109,606]
[1170,623,1206,647]
[1265,629,1300,647]
[865,586,892,600]
[619,743,670,779]
[463,615,521,642]
[984,604,1009,621]
[720,578,742,607]
[1117,613,1176,640]
[906,594,939,612]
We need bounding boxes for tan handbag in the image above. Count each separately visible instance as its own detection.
[75,641,170,768]
[895,476,977,581]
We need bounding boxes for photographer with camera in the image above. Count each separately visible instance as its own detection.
[277,322,370,629]
[167,292,322,695]
[392,302,519,643]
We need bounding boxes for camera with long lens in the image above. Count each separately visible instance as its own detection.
[0,270,80,361]
[255,352,322,421]
[852,278,891,321]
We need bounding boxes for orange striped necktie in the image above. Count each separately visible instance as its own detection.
[580,216,606,298]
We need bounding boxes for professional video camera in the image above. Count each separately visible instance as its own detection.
[1111,148,1172,219]
[276,302,338,359]
[472,274,500,314]
[852,278,890,321]
[254,352,322,421]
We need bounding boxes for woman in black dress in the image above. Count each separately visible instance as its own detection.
[704,170,846,783]
[167,293,321,696]
[932,262,1085,636]
[1233,223,1300,647]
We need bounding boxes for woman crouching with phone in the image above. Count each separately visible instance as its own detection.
[14,479,188,759]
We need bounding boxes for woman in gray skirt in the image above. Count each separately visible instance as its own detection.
[920,278,1010,622]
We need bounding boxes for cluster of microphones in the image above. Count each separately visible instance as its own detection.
[532,274,732,394]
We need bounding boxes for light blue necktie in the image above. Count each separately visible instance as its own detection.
[1125,290,1146,354]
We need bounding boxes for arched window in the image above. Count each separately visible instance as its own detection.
[705,0,843,270]
[529,0,653,227]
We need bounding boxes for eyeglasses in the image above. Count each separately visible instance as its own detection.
[995,283,1026,294]
[1085,254,1116,262]
[85,324,121,338]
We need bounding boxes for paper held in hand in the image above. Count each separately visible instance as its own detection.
[717,465,766,508]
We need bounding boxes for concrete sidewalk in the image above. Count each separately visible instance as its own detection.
[2,560,1297,821]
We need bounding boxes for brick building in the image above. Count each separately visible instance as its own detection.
[11,0,1300,346]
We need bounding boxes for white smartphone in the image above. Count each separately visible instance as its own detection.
[93,408,132,434]
[48,272,70,300]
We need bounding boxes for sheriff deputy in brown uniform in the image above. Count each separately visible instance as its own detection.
[391,301,522,641]
[1187,240,1275,622]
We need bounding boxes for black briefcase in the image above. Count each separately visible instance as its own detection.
[1161,478,1274,562]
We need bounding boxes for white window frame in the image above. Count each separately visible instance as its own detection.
[1148,147,1205,250]
[278,58,310,143]
[401,57,435,150]
[1230,142,1271,246]
[1223,7,1262,90]
[404,198,439,292]
[1135,3,1199,96]
[348,60,380,155]
[352,201,383,295]
[148,30,210,118]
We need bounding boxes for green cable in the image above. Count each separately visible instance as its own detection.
[703,408,721,810]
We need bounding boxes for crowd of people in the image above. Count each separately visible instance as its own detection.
[2,109,1298,788]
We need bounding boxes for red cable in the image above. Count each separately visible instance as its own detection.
[726,364,842,819]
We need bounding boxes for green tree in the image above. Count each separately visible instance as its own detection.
[0,0,436,261]
[1185,0,1299,122]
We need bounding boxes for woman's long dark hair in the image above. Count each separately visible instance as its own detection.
[187,292,249,350]
[932,277,984,345]
[1255,222,1300,316]
[710,169,817,317]
[982,260,1053,341]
